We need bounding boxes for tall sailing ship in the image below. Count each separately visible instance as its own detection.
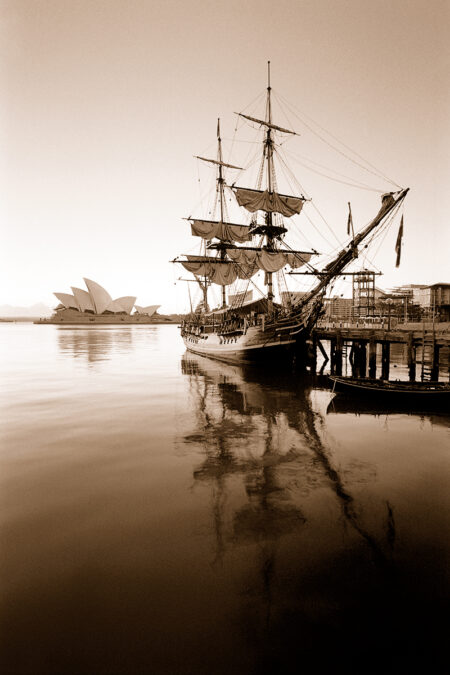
[173,64,408,365]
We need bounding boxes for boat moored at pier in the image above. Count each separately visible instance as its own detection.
[329,375,450,401]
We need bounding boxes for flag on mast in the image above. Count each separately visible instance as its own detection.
[395,215,404,267]
[347,202,354,237]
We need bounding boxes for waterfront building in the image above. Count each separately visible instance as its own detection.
[324,296,353,320]
[384,283,450,321]
[429,283,450,320]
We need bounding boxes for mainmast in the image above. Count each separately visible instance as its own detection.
[265,61,275,312]
[233,62,302,313]
[217,119,227,309]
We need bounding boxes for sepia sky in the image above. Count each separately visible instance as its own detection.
[1,0,449,312]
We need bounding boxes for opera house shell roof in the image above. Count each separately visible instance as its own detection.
[53,278,159,317]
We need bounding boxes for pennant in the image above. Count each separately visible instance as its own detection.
[217,118,220,139]
[347,202,353,236]
[395,215,404,267]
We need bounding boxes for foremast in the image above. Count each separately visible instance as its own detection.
[178,123,245,315]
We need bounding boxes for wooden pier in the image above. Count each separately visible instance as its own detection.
[309,322,450,382]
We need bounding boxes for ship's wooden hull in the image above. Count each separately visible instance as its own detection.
[181,296,324,366]
[182,324,306,365]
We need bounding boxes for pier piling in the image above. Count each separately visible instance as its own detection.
[431,344,441,382]
[369,336,377,378]
[352,340,367,378]
[335,331,343,376]
[407,333,416,382]
[330,337,336,375]
[381,341,390,380]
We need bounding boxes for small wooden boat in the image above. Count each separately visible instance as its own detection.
[329,376,450,401]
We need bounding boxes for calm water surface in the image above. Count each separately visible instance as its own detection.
[1,324,449,674]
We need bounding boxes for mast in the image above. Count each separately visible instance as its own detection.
[231,64,306,312]
[186,121,244,311]
[217,119,227,309]
[201,277,209,313]
[201,234,209,313]
[265,61,274,313]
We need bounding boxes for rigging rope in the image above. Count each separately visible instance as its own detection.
[281,147,386,193]
[274,90,402,189]
[267,143,347,252]
[309,201,343,247]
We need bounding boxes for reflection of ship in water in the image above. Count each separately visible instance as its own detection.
[57,326,136,363]
[183,354,308,567]
[181,352,398,643]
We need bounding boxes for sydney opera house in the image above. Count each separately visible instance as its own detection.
[44,278,161,323]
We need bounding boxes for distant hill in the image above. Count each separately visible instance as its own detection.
[0,303,53,318]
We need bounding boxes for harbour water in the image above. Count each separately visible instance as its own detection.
[1,323,449,674]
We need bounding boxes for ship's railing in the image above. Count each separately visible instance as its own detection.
[318,318,394,330]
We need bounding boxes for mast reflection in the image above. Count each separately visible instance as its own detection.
[181,353,397,641]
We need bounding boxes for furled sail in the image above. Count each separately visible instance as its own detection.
[233,187,305,217]
[180,256,238,286]
[227,248,312,273]
[190,219,252,243]
[225,248,258,279]
[180,246,312,284]
[286,252,312,268]
[258,250,290,273]
[226,248,257,265]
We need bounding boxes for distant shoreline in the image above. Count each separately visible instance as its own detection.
[1,316,182,324]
